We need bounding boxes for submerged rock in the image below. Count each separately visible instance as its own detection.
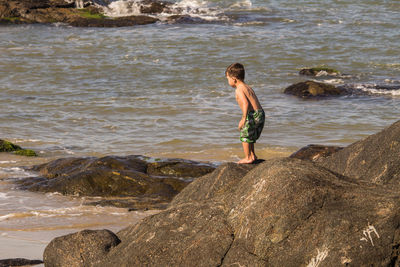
[290,144,343,161]
[17,155,215,209]
[284,80,346,98]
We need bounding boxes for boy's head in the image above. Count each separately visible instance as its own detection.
[226,63,245,82]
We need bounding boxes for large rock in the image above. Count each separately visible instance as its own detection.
[319,120,400,186]
[42,120,400,266]
[17,155,215,209]
[44,229,120,267]
[284,80,346,98]
[90,159,400,266]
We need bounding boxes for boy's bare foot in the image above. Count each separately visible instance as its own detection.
[237,158,255,164]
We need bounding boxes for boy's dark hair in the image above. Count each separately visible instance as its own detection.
[226,63,245,81]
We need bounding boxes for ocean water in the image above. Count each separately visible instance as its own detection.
[0,0,400,259]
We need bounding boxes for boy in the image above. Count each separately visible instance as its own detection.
[226,63,265,164]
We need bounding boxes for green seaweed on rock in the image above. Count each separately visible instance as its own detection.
[0,139,37,157]
[77,9,106,19]
[15,149,37,157]
[0,139,22,152]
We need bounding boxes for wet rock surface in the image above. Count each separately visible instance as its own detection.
[17,155,216,209]
[284,80,347,98]
[42,120,400,266]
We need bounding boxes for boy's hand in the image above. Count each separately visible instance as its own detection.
[238,119,245,130]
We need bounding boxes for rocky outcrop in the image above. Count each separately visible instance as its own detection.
[17,155,215,209]
[284,80,347,98]
[42,120,400,266]
[0,0,161,27]
[319,120,400,186]
[290,144,343,161]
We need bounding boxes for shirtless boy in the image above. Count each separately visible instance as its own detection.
[226,63,265,164]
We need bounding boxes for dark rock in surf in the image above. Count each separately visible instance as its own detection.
[17,155,215,209]
[284,80,347,98]
[0,258,43,267]
[290,144,343,161]
[43,229,120,267]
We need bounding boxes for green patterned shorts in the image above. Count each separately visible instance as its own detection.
[240,109,265,143]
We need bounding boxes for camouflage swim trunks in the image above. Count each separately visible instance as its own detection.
[240,109,265,143]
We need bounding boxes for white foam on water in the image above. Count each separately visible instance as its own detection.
[0,161,17,164]
[104,0,142,17]
[104,0,232,21]
[353,83,400,96]
[229,0,252,9]
[0,167,35,179]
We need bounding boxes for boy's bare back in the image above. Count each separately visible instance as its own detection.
[235,83,263,113]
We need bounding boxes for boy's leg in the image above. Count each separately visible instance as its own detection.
[250,143,257,160]
[238,142,255,164]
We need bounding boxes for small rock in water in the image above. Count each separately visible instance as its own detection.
[284,80,347,98]
[0,258,43,267]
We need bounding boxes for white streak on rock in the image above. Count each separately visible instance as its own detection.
[307,247,329,267]
[360,223,380,246]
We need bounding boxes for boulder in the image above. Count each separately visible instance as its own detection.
[319,120,400,186]
[92,158,400,266]
[17,155,216,209]
[43,229,120,267]
[284,80,346,98]
[290,144,343,161]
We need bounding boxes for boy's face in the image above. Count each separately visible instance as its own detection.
[226,74,236,88]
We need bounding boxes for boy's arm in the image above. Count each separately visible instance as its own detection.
[236,88,249,130]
